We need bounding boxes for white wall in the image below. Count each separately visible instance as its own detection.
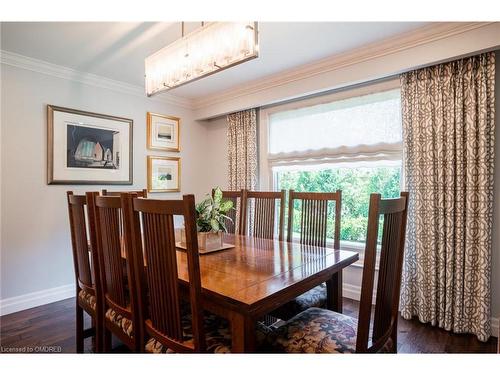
[200,116,229,190]
[0,63,209,309]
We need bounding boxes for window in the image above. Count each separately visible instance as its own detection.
[262,82,403,248]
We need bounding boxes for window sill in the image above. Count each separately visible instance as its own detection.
[288,237,380,271]
[339,241,380,271]
[344,257,379,271]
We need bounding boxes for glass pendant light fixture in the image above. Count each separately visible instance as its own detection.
[145,22,259,96]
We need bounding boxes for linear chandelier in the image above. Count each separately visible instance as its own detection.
[145,22,259,96]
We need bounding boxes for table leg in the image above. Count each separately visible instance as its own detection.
[230,311,256,353]
[326,270,343,313]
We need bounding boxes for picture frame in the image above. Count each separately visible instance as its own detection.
[147,156,181,193]
[47,105,133,185]
[146,112,180,152]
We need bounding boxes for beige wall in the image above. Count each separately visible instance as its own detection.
[0,63,209,303]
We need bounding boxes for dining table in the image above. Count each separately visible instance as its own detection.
[174,233,359,353]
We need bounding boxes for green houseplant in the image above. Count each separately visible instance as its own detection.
[180,187,234,251]
[195,187,234,233]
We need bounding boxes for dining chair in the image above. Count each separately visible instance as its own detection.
[263,192,409,353]
[121,193,232,353]
[102,189,148,198]
[66,191,103,353]
[88,192,143,353]
[286,190,342,247]
[272,190,342,321]
[212,189,245,235]
[241,190,286,241]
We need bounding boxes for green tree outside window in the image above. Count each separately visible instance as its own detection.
[276,167,401,244]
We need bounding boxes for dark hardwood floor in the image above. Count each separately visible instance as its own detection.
[0,297,497,353]
[341,299,498,353]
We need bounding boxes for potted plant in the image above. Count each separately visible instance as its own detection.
[180,187,234,251]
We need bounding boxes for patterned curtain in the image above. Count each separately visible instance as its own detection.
[400,52,495,342]
[227,109,258,233]
[227,109,258,191]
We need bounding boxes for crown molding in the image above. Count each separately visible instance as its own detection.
[0,50,193,109]
[2,22,497,114]
[191,22,496,111]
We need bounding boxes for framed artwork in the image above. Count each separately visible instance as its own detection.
[146,112,180,152]
[47,105,133,185]
[147,156,181,192]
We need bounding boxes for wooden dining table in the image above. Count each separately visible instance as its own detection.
[175,233,359,353]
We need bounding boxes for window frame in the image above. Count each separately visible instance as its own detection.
[259,78,403,262]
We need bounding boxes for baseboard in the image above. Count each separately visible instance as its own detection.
[343,282,363,301]
[0,284,75,316]
[343,282,378,302]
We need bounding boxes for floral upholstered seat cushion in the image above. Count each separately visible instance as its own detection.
[264,307,357,353]
[145,310,232,353]
[145,309,272,354]
[105,308,134,338]
[78,289,96,311]
[271,283,327,320]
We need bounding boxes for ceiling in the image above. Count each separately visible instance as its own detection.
[1,22,427,99]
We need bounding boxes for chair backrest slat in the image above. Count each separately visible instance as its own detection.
[288,190,341,249]
[123,194,205,352]
[242,190,285,241]
[142,211,183,340]
[372,210,403,341]
[93,195,128,309]
[355,192,409,353]
[101,190,147,247]
[67,192,94,289]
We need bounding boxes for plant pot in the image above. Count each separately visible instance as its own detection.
[180,229,223,252]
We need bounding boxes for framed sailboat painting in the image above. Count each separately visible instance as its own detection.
[47,105,133,185]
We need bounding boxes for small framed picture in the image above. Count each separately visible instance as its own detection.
[147,112,180,152]
[147,156,181,192]
[47,105,133,185]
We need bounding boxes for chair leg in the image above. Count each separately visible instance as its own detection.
[103,327,112,353]
[134,339,144,354]
[95,317,103,353]
[76,304,84,353]
[390,323,398,353]
[91,317,96,352]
